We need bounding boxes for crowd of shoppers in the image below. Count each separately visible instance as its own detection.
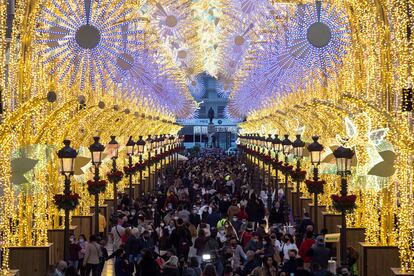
[53,149,357,276]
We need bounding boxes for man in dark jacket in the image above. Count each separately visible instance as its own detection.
[268,201,285,225]
[281,249,298,274]
[138,230,155,253]
[170,218,193,259]
[308,236,331,270]
[207,206,222,227]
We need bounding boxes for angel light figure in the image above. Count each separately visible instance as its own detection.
[336,113,389,177]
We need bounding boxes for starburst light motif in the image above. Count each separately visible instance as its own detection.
[36,0,145,90]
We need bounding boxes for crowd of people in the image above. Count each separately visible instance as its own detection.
[53,149,358,276]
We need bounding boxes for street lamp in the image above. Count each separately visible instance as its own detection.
[272,134,282,192]
[169,135,175,165]
[89,136,105,236]
[292,134,305,218]
[282,135,292,199]
[126,136,135,202]
[136,136,146,198]
[107,136,120,210]
[333,145,354,265]
[153,135,158,189]
[146,135,153,193]
[57,140,77,262]
[307,136,324,232]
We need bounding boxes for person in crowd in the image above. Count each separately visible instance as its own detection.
[207,206,222,228]
[308,235,331,270]
[190,206,201,229]
[136,249,160,276]
[299,212,314,235]
[242,250,259,276]
[53,260,67,276]
[227,199,240,219]
[170,218,193,259]
[183,257,202,276]
[111,214,126,251]
[281,249,298,274]
[194,229,206,262]
[98,209,106,238]
[68,234,81,269]
[268,201,285,226]
[159,227,173,251]
[162,255,180,276]
[78,234,87,275]
[124,228,138,271]
[337,266,352,276]
[240,223,254,248]
[251,255,278,276]
[296,257,312,276]
[202,263,218,276]
[83,234,102,276]
[279,233,298,262]
[228,236,246,271]
[299,230,316,269]
[230,215,242,233]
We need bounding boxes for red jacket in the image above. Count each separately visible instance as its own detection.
[299,238,316,263]
[237,208,248,220]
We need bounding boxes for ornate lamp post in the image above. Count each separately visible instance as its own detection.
[57,140,77,261]
[146,135,153,193]
[292,134,305,219]
[306,136,324,232]
[169,135,175,166]
[89,137,105,236]
[266,134,273,181]
[333,146,355,265]
[153,135,159,188]
[272,134,282,192]
[136,136,146,198]
[126,136,135,202]
[107,136,120,210]
[281,135,292,199]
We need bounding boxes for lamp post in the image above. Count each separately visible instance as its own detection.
[126,136,135,202]
[292,134,305,218]
[333,145,354,265]
[282,135,292,199]
[307,136,324,232]
[136,136,146,199]
[57,140,77,261]
[89,136,105,236]
[146,136,153,193]
[153,135,158,189]
[107,136,119,210]
[169,135,174,166]
[272,134,282,193]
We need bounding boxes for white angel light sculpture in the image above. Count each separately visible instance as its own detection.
[335,113,394,179]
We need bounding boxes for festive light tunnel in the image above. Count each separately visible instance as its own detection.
[0,0,412,273]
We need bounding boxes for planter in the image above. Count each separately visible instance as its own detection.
[331,194,356,213]
[53,193,80,211]
[291,169,306,182]
[305,180,325,194]
[87,180,107,195]
[107,170,123,183]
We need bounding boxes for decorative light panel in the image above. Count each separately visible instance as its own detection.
[36,0,145,90]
